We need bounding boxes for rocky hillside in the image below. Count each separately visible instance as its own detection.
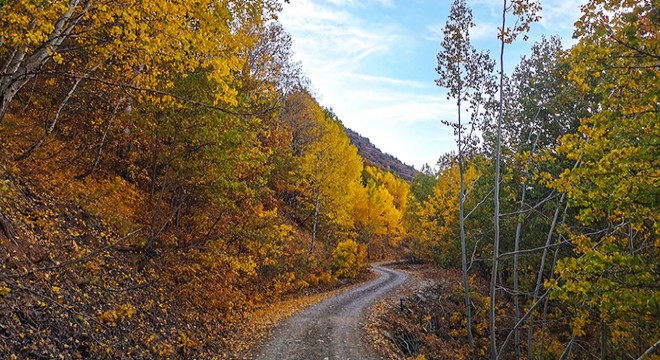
[345,128,419,182]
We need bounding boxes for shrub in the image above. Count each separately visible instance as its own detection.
[332,239,367,278]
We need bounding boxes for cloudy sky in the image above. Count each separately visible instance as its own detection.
[278,0,586,169]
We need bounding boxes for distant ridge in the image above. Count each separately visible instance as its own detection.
[345,128,419,182]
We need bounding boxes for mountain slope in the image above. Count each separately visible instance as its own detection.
[345,128,419,182]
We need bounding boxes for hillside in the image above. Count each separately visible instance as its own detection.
[345,128,419,182]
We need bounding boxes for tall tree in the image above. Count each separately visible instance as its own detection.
[549,0,659,358]
[436,0,495,346]
[491,0,540,358]
[0,0,279,144]
[281,93,363,254]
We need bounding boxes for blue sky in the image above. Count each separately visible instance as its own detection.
[278,0,586,169]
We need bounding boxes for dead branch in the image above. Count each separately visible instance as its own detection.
[0,214,18,246]
[638,339,660,360]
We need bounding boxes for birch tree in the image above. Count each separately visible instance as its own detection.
[491,0,540,358]
[436,0,495,346]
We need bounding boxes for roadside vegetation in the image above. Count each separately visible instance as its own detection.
[375,0,659,359]
[0,0,657,359]
[0,1,406,358]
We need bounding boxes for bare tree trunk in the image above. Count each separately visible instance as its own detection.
[526,192,566,359]
[512,183,525,359]
[498,287,552,358]
[457,100,475,348]
[0,0,89,123]
[15,76,83,160]
[513,129,540,359]
[145,152,172,254]
[81,97,125,178]
[559,335,576,360]
[539,202,569,359]
[491,1,507,357]
[310,192,320,255]
[601,321,608,360]
[150,150,159,199]
[638,339,660,360]
[528,154,583,359]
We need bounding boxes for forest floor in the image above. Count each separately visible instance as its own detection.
[366,264,511,360]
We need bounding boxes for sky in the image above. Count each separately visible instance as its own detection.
[278,0,586,169]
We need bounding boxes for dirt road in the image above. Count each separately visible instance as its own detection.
[253,264,409,360]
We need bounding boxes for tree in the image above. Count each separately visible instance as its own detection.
[410,164,437,203]
[501,35,586,359]
[490,0,540,358]
[354,167,407,259]
[0,0,279,154]
[548,1,660,358]
[412,161,479,267]
[282,94,363,254]
[436,0,495,346]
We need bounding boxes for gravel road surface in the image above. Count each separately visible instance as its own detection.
[253,264,409,360]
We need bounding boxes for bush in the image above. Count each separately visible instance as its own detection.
[332,239,367,278]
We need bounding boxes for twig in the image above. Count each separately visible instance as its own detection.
[638,339,660,360]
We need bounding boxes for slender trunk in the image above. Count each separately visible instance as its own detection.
[457,100,474,348]
[14,76,83,160]
[0,45,29,123]
[512,183,525,359]
[539,202,569,359]
[0,0,88,123]
[601,319,608,360]
[527,192,566,359]
[146,152,172,253]
[491,1,507,357]
[87,97,124,177]
[498,287,552,358]
[150,151,159,199]
[513,130,540,359]
[310,192,320,255]
[559,335,576,360]
[638,339,660,360]
[14,56,104,161]
[175,191,185,228]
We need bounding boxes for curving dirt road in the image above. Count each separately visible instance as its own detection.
[253,264,409,360]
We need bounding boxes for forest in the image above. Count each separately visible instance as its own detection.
[0,0,658,359]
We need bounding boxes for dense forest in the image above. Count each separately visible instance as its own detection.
[0,0,658,359]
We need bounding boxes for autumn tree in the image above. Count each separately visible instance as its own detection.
[354,167,408,259]
[405,165,437,262]
[0,0,280,160]
[492,35,591,358]
[0,1,343,357]
[436,0,495,346]
[548,1,660,357]
[409,159,479,267]
[279,91,363,254]
[489,1,541,357]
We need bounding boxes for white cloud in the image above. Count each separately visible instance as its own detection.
[536,0,586,48]
[326,0,360,6]
[279,0,402,73]
[278,0,457,167]
[277,0,586,168]
[326,0,393,7]
[375,0,393,7]
[307,69,458,167]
